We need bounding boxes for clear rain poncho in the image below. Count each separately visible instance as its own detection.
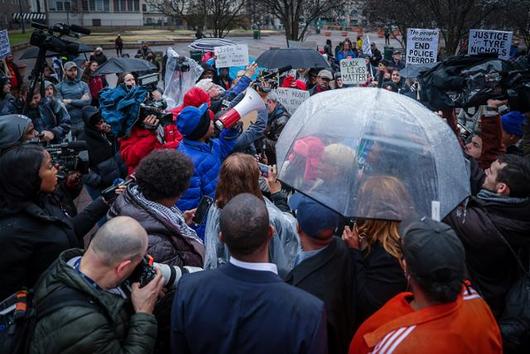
[204,198,300,277]
[163,48,204,109]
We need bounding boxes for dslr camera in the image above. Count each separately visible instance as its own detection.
[44,141,89,179]
[139,103,174,129]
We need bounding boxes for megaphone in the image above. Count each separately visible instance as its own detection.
[215,87,266,130]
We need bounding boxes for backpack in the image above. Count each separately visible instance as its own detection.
[0,287,99,354]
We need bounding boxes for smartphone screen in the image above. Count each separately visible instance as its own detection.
[257,162,269,177]
[192,195,214,224]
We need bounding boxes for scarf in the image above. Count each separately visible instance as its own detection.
[130,185,203,245]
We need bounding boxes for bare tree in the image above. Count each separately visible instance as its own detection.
[262,0,347,44]
[365,0,505,55]
[146,0,246,37]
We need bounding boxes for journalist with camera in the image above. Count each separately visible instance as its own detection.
[0,142,110,300]
[28,216,163,353]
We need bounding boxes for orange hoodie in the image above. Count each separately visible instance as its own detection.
[349,287,502,354]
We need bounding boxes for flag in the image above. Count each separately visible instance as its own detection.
[362,35,372,57]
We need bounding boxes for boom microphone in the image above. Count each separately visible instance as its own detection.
[261,65,293,79]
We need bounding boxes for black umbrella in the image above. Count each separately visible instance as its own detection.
[94,57,156,75]
[19,44,94,60]
[256,48,330,69]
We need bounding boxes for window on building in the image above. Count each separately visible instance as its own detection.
[113,0,139,12]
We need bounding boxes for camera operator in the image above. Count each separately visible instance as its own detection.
[26,85,72,143]
[56,61,92,139]
[262,91,290,164]
[81,106,127,199]
[29,216,163,354]
[99,72,180,174]
[109,150,204,267]
[0,143,111,300]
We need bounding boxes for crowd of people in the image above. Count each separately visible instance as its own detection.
[0,31,529,354]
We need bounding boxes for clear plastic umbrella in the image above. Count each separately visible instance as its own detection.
[276,88,470,221]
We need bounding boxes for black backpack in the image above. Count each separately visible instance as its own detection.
[0,287,99,354]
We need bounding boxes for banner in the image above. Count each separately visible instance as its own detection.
[274,88,310,114]
[214,44,249,68]
[0,30,11,59]
[340,58,368,85]
[406,28,439,65]
[468,29,513,60]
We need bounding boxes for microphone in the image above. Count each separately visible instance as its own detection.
[69,24,91,36]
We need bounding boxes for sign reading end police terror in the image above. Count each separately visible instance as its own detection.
[0,30,11,59]
[468,29,513,60]
[406,28,439,65]
[340,58,368,85]
[214,44,249,68]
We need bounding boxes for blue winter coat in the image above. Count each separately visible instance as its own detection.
[176,128,239,212]
[99,85,148,137]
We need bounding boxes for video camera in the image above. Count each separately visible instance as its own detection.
[139,103,173,129]
[30,22,91,56]
[174,56,190,72]
[419,54,530,112]
[44,141,89,179]
[253,65,293,93]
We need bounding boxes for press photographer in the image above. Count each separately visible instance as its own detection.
[28,217,162,353]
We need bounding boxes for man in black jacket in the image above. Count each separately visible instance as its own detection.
[263,91,290,164]
[81,106,127,198]
[285,196,355,354]
[444,154,530,317]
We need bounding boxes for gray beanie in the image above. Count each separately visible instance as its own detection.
[0,114,32,150]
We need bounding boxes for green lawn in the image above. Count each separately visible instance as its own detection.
[8,30,33,46]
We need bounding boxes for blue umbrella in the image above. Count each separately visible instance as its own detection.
[188,38,237,51]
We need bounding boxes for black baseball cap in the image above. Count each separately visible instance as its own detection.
[402,218,465,282]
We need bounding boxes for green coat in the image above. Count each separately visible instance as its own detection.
[29,249,157,354]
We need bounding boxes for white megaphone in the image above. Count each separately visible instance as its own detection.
[215,87,266,130]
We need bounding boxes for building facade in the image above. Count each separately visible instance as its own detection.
[1,0,30,30]
[47,0,144,27]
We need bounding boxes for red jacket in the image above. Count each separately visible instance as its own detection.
[281,76,307,90]
[350,287,502,354]
[119,125,181,175]
[88,76,105,100]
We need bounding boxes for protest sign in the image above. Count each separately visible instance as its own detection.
[340,58,368,85]
[468,29,513,60]
[274,88,310,114]
[0,30,11,59]
[214,44,249,68]
[406,28,439,65]
[287,40,318,49]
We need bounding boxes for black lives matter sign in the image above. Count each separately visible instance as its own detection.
[340,58,368,85]
[406,28,439,65]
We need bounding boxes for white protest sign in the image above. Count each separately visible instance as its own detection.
[214,44,249,68]
[406,28,439,65]
[340,58,368,85]
[274,88,310,114]
[288,40,318,49]
[468,29,513,60]
[0,30,11,59]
